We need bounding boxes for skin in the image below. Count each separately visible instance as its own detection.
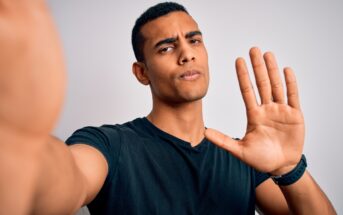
[0,0,66,137]
[0,2,337,215]
[0,1,67,214]
[133,11,209,144]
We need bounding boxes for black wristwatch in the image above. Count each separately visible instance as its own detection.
[270,154,307,186]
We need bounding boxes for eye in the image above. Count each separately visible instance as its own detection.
[190,38,202,45]
[159,46,174,54]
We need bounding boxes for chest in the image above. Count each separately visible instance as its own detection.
[111,139,255,214]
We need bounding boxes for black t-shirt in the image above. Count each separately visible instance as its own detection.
[66,117,269,215]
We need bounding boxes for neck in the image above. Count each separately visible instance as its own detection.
[147,99,205,147]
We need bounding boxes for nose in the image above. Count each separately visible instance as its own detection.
[178,43,195,65]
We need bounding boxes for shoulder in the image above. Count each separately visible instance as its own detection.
[65,117,145,145]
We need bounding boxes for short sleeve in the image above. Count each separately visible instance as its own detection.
[65,125,122,186]
[254,169,270,187]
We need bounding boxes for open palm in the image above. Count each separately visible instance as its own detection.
[205,47,305,175]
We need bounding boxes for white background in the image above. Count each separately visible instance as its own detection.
[48,0,342,213]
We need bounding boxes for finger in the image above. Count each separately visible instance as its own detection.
[263,52,285,104]
[284,67,301,109]
[249,47,272,104]
[236,57,258,110]
[204,128,243,160]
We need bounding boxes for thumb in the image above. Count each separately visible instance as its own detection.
[204,128,243,159]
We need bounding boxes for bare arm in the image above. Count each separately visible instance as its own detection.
[0,132,108,215]
[278,171,335,214]
[256,174,336,215]
[0,1,108,214]
[31,138,108,214]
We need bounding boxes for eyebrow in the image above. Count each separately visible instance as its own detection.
[154,30,202,49]
[185,30,202,39]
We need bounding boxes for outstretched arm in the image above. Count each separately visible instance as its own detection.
[205,47,336,214]
[0,1,107,214]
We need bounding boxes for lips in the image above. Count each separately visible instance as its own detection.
[179,70,201,81]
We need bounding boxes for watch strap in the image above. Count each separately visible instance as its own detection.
[270,154,307,186]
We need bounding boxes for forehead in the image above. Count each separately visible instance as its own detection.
[140,11,200,45]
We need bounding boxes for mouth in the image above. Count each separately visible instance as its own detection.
[179,70,201,81]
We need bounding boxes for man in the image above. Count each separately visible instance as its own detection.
[0,1,336,215]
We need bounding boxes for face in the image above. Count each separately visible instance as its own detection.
[138,11,209,105]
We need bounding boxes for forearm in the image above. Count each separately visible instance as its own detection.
[0,125,43,215]
[280,171,336,215]
[32,136,87,214]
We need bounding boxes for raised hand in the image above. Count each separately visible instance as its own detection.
[205,47,305,175]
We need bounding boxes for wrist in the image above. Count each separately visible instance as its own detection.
[270,164,297,176]
[269,154,307,186]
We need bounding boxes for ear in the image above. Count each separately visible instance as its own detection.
[132,62,150,85]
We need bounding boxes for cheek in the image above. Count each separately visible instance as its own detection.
[197,48,209,74]
[148,69,180,99]
[147,59,176,84]
[146,66,170,91]
[200,47,209,64]
[150,72,174,91]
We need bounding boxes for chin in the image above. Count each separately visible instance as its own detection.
[179,88,208,103]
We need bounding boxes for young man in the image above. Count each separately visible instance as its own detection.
[0,1,336,215]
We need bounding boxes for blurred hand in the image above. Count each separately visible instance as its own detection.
[0,2,66,214]
[205,47,305,175]
[0,0,66,139]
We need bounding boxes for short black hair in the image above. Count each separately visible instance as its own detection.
[131,2,189,62]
